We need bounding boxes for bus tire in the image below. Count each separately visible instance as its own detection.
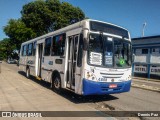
[26,67,30,79]
[52,74,61,92]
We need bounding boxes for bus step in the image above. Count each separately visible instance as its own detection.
[66,87,75,92]
[36,76,42,80]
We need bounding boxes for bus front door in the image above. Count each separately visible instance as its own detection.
[67,35,79,89]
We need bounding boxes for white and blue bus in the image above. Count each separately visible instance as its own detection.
[19,19,132,95]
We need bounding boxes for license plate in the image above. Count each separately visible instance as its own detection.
[109,84,117,88]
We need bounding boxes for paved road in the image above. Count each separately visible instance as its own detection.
[0,62,111,120]
[0,62,160,120]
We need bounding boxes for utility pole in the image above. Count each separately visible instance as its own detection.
[142,22,147,37]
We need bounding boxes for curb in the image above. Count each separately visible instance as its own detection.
[132,77,160,82]
[131,84,160,92]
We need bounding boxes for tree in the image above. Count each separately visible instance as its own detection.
[0,38,15,60]
[3,19,36,50]
[21,0,53,36]
[53,2,85,29]
[21,0,85,36]
[3,0,85,52]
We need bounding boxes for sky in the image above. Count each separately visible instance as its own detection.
[0,0,160,40]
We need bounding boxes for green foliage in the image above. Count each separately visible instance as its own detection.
[3,0,85,57]
[0,38,16,60]
[3,19,36,50]
[54,2,85,29]
[21,0,85,36]
[21,0,53,36]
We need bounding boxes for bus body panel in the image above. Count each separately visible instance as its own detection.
[83,79,131,95]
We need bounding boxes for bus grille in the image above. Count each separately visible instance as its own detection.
[100,72,124,79]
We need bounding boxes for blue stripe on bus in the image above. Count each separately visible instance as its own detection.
[82,79,131,95]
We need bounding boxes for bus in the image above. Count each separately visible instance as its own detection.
[19,19,132,95]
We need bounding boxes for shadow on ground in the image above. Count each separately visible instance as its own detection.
[18,71,118,104]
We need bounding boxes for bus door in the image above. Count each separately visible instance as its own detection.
[67,35,82,90]
[37,43,43,77]
[36,43,43,77]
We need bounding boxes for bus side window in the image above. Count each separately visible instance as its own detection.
[44,37,51,56]
[77,34,83,67]
[52,33,66,56]
[33,42,36,56]
[61,34,66,56]
[28,43,33,56]
[22,45,27,56]
[21,45,24,56]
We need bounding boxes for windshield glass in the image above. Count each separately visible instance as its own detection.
[88,33,131,68]
[88,34,103,65]
[114,39,131,68]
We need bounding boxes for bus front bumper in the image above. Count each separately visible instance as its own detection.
[83,79,131,95]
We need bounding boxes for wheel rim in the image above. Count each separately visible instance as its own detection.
[54,77,60,89]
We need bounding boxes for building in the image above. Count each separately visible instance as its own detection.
[132,35,160,79]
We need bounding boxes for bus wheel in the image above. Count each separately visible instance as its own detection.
[26,68,30,79]
[52,74,61,92]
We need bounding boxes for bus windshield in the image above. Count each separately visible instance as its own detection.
[88,33,131,68]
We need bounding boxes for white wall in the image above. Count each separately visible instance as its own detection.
[134,49,149,63]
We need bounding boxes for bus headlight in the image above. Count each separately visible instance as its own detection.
[86,72,91,78]
[85,71,97,81]
[128,75,131,80]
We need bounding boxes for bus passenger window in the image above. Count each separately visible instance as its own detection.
[22,45,27,56]
[52,34,66,56]
[28,43,33,56]
[33,42,36,56]
[44,37,51,56]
